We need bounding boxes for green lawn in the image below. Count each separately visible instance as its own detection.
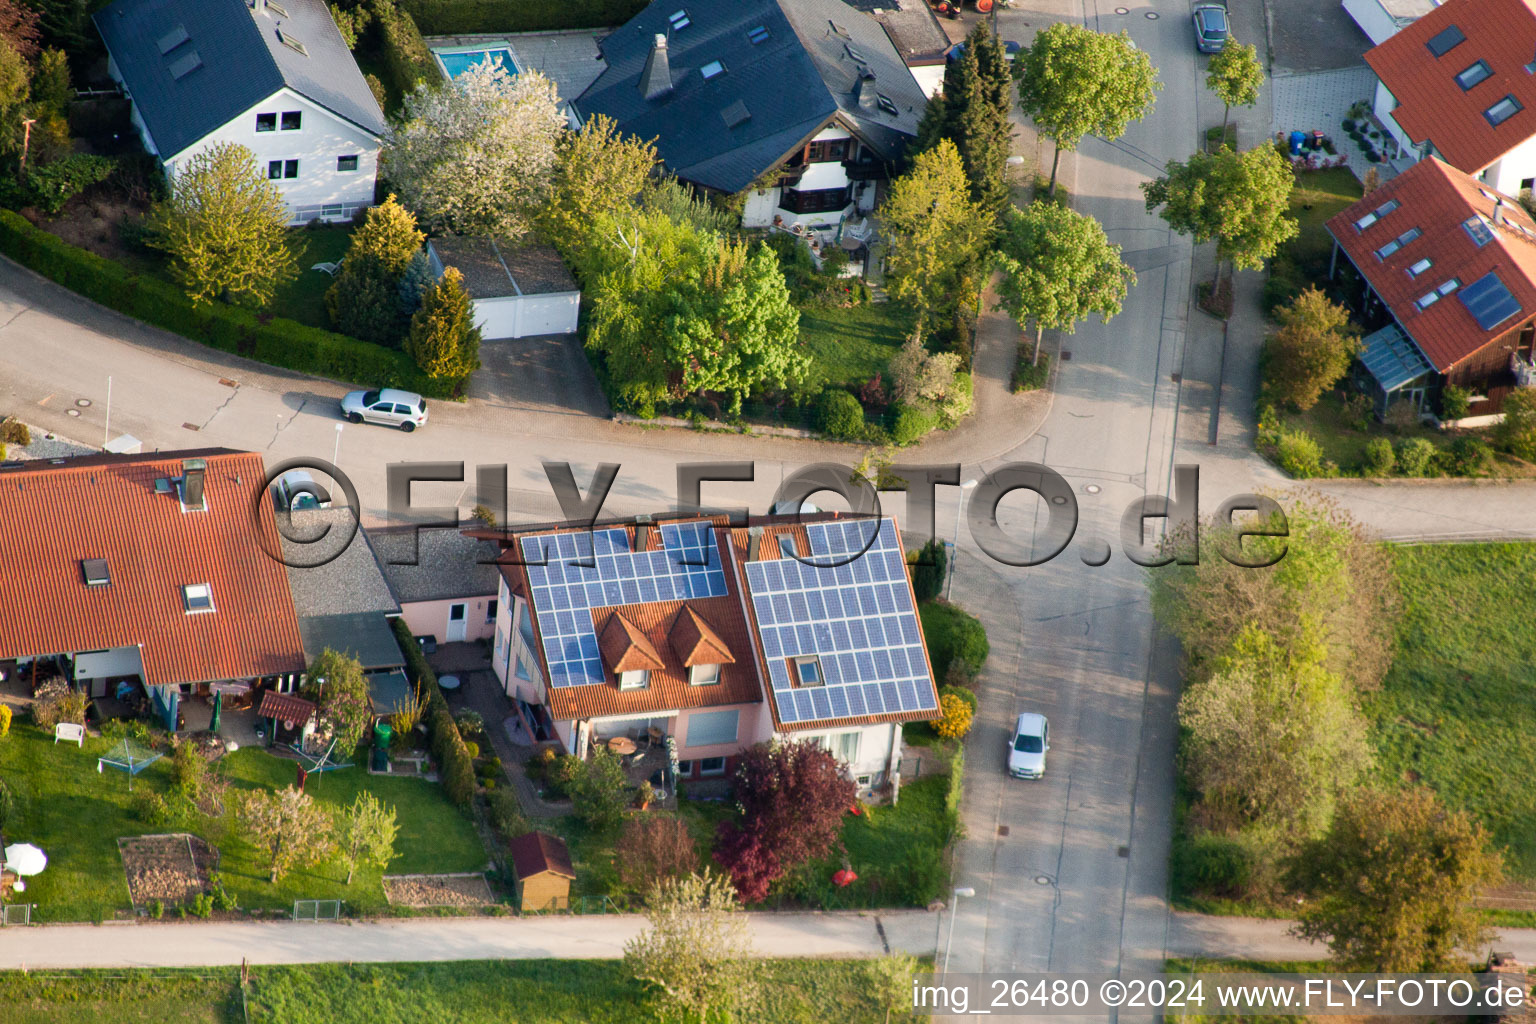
[0,724,484,922]
[1287,167,1363,267]
[1367,543,1536,879]
[797,301,915,392]
[0,959,905,1024]
[272,226,355,331]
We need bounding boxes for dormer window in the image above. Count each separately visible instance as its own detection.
[183,583,214,614]
[619,669,651,690]
[690,663,721,686]
[791,655,822,687]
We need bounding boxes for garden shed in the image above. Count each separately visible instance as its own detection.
[426,237,580,340]
[507,831,575,912]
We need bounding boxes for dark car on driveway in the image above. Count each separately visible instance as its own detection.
[1193,4,1229,54]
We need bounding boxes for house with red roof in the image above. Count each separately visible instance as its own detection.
[1326,157,1536,419]
[0,449,307,730]
[484,512,940,797]
[1366,0,1536,196]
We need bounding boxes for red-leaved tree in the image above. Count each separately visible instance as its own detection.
[714,740,856,902]
[0,0,39,60]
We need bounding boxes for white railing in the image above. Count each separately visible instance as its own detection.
[1514,354,1536,388]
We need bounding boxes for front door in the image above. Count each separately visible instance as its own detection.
[446,603,468,642]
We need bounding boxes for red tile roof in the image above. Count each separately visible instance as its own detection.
[667,605,735,667]
[598,612,665,673]
[0,449,306,686]
[1366,0,1536,173]
[256,690,316,724]
[507,831,575,880]
[1326,157,1536,369]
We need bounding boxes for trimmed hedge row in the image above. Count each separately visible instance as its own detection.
[391,617,475,808]
[0,210,450,396]
[370,0,436,98]
[399,0,647,34]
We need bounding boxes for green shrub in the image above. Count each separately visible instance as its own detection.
[486,787,531,840]
[0,778,14,832]
[0,210,448,396]
[170,739,207,799]
[919,601,990,685]
[817,388,865,440]
[1445,435,1493,476]
[891,402,938,445]
[462,740,480,760]
[149,899,164,919]
[1262,254,1306,316]
[939,684,978,714]
[1361,437,1395,477]
[1172,832,1257,898]
[132,790,173,828]
[1394,436,1439,477]
[441,733,476,809]
[0,415,29,445]
[189,891,215,918]
[1495,388,1536,461]
[1440,384,1472,421]
[908,537,946,603]
[369,0,436,97]
[1274,426,1329,478]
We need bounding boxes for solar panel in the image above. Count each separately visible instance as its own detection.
[522,522,728,689]
[1459,271,1523,331]
[744,519,938,726]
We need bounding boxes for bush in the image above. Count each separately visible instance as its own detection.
[890,402,937,446]
[1262,254,1306,316]
[0,777,14,831]
[1394,437,1439,477]
[0,210,450,397]
[939,684,978,715]
[0,702,11,737]
[32,688,88,729]
[486,787,531,840]
[170,740,207,799]
[1362,437,1395,477]
[369,0,435,98]
[919,601,990,685]
[525,747,559,784]
[1440,384,1472,421]
[616,816,699,892]
[0,415,30,445]
[817,388,865,440]
[132,790,173,828]
[454,709,484,739]
[189,891,215,918]
[1171,832,1257,898]
[1494,388,1536,461]
[149,899,164,920]
[398,0,648,34]
[475,756,502,779]
[462,740,480,760]
[568,748,629,833]
[20,154,115,216]
[933,692,974,739]
[908,537,946,603]
[1011,348,1050,393]
[1445,435,1493,476]
[1273,426,1329,478]
[441,735,476,809]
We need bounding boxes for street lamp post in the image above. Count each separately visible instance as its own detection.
[942,885,976,978]
[945,479,978,601]
[332,422,343,465]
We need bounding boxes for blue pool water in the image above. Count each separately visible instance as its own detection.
[436,47,519,80]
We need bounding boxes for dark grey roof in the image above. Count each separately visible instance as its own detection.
[367,670,413,714]
[371,528,502,604]
[95,0,385,160]
[574,0,926,193]
[299,611,405,670]
[428,238,579,299]
[846,0,950,63]
[282,510,401,618]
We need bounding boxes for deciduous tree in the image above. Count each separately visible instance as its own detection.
[881,140,992,334]
[326,194,424,344]
[147,142,297,307]
[1206,39,1263,139]
[567,746,630,833]
[868,953,921,1024]
[617,816,700,892]
[302,648,375,753]
[332,791,399,885]
[1494,387,1536,461]
[404,266,482,387]
[382,60,564,237]
[994,200,1134,365]
[624,871,755,1024]
[236,786,334,882]
[0,0,40,59]
[1286,787,1502,971]
[540,113,658,258]
[1142,144,1298,271]
[1018,23,1160,196]
[1265,287,1359,411]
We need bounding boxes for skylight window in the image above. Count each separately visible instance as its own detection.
[1456,60,1492,90]
[277,29,308,56]
[1416,277,1462,309]
[792,656,823,687]
[1487,95,1524,126]
[265,0,289,16]
[81,558,110,587]
[700,59,724,79]
[668,9,690,30]
[1374,226,1422,259]
[1425,24,1466,58]
[182,583,214,614]
[1354,198,1401,231]
[844,42,867,63]
[876,93,898,116]
[1407,257,1433,277]
[748,24,769,44]
[721,99,751,128]
[829,20,851,39]
[167,50,202,80]
[1463,214,1495,246]
[157,24,189,55]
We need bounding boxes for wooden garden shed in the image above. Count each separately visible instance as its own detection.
[507,831,575,912]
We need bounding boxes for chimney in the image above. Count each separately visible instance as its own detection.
[182,457,205,510]
[1494,198,1507,226]
[747,525,762,561]
[854,69,879,113]
[253,0,266,13]
[639,34,672,101]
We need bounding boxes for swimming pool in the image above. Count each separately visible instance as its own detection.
[434,45,520,81]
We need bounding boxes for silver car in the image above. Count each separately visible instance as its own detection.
[340,388,429,432]
[1008,712,1049,779]
[272,469,332,511]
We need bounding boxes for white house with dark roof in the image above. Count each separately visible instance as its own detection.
[95,0,385,224]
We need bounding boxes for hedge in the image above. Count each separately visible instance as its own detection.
[0,210,451,396]
[370,0,436,99]
[391,617,475,808]
[398,0,647,34]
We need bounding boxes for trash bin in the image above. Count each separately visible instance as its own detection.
[1289,131,1306,156]
[371,721,392,772]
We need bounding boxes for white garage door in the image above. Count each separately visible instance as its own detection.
[473,293,580,340]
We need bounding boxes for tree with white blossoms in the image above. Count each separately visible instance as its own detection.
[624,870,756,1024]
[382,61,564,238]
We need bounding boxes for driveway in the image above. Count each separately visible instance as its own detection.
[469,331,612,421]
[1263,0,1374,74]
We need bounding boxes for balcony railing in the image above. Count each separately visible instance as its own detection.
[1515,353,1536,388]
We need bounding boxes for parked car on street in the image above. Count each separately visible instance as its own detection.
[340,388,429,432]
[1008,712,1049,779]
[272,469,331,511]
[1192,4,1229,53]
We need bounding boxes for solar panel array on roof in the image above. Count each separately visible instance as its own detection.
[1459,270,1524,330]
[522,522,729,689]
[743,519,936,725]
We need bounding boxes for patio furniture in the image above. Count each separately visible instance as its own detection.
[53,723,84,746]
[644,725,665,749]
[311,261,340,276]
[607,736,637,756]
[438,674,461,692]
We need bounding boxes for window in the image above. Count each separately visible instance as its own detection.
[268,160,283,180]
[1374,226,1421,259]
[828,20,850,39]
[699,756,727,776]
[1354,198,1400,231]
[281,111,302,131]
[1463,215,1495,246]
[1425,24,1466,58]
[81,558,110,587]
[778,186,849,214]
[876,93,899,116]
[668,8,690,30]
[1486,95,1523,126]
[486,599,498,623]
[157,24,189,55]
[1417,277,1462,309]
[844,42,867,63]
[256,112,277,133]
[618,668,651,690]
[1457,60,1492,90]
[1523,177,1535,191]
[337,154,359,172]
[792,655,823,687]
[1407,257,1433,277]
[266,0,290,15]
[690,662,721,686]
[677,760,693,776]
[283,159,298,179]
[748,24,769,44]
[805,139,849,162]
[277,29,307,56]
[449,604,466,622]
[1416,290,1442,310]
[687,709,739,747]
[699,59,724,79]
[182,583,214,614]
[836,731,860,764]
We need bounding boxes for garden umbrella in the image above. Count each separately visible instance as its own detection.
[3,843,47,876]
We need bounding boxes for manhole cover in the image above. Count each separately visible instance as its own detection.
[1059,351,1072,361]
[1034,875,1053,886]
[1085,484,1101,494]
[998,825,1011,837]
[1145,10,1159,18]
[1118,846,1130,858]
[1171,372,1182,383]
[66,408,80,417]
[1115,5,1129,11]
[1050,495,1068,505]
[75,398,91,407]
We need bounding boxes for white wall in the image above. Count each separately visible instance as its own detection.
[162,87,379,224]
[910,62,946,99]
[491,583,545,704]
[1343,0,1404,46]
[474,292,581,339]
[1480,133,1536,194]
[1373,79,1420,162]
[781,721,900,786]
